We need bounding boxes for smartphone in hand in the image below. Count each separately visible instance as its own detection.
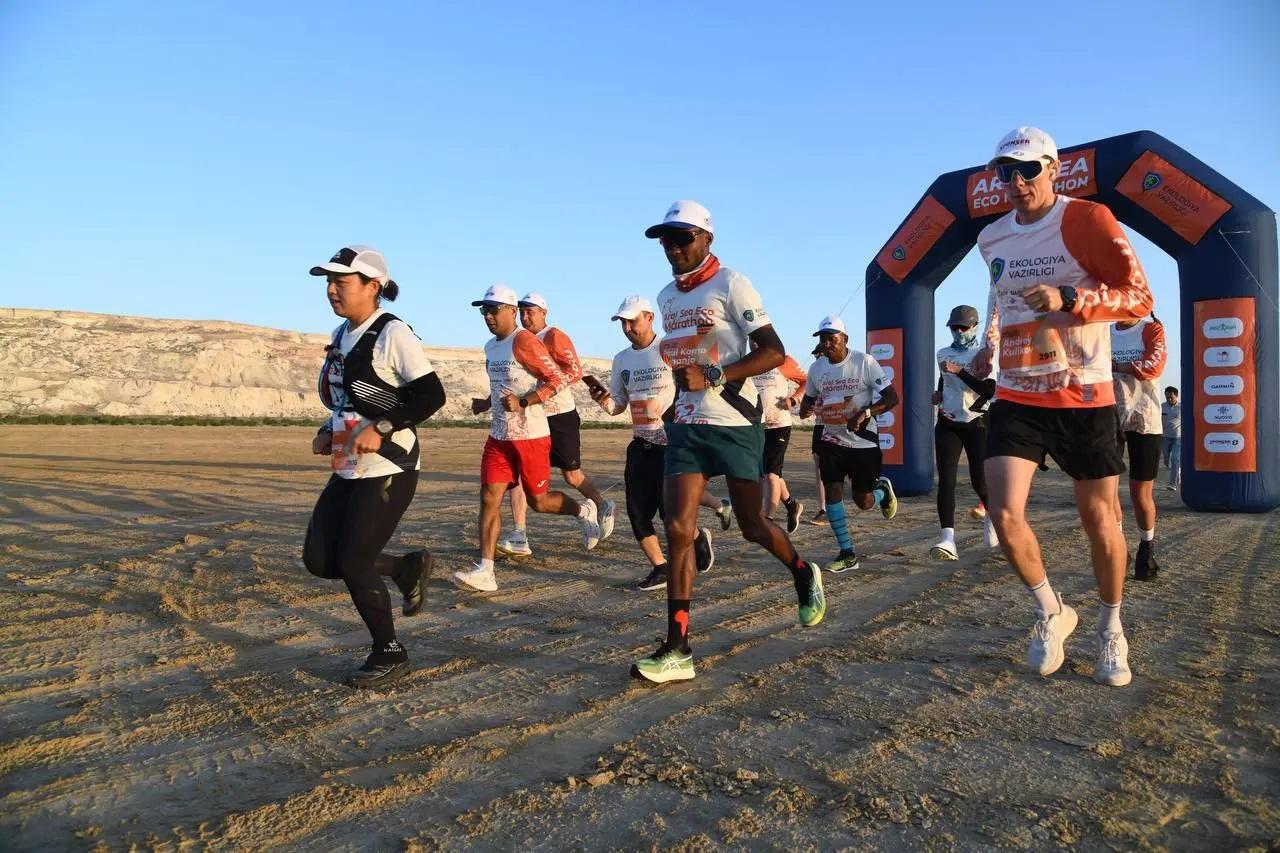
[582,375,605,393]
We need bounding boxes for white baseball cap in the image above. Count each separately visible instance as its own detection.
[310,245,389,280]
[517,292,548,310]
[471,283,518,307]
[813,315,847,336]
[644,199,714,238]
[611,295,655,321]
[988,126,1058,168]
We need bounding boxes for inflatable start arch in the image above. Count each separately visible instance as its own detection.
[863,130,1279,512]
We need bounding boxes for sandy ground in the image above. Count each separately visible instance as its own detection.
[1,425,1277,851]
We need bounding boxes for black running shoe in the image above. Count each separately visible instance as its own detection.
[349,655,409,688]
[397,550,432,616]
[1134,540,1160,581]
[785,498,804,535]
[694,526,715,574]
[635,566,667,591]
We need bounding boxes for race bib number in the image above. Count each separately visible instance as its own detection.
[629,396,663,429]
[999,319,1069,376]
[821,396,853,427]
[659,330,718,370]
[330,411,362,475]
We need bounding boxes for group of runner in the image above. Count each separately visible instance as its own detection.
[302,124,1172,693]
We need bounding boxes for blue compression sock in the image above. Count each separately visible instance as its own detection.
[826,502,853,552]
[873,486,887,505]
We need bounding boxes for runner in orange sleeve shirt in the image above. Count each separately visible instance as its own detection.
[495,292,616,557]
[972,126,1153,688]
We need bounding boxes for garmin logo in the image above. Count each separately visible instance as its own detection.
[870,343,895,360]
[1203,346,1244,368]
[1203,432,1245,453]
[1204,403,1245,425]
[1202,317,1243,339]
[1203,375,1244,396]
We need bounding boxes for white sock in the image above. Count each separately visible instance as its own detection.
[940,527,955,542]
[1098,600,1123,634]
[1139,527,1154,542]
[1029,578,1061,616]
[479,557,495,572]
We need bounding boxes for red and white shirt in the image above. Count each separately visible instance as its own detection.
[484,329,569,441]
[978,196,1153,408]
[1111,316,1168,435]
[535,326,582,416]
[753,355,807,429]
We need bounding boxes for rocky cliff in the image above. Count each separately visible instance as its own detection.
[0,308,617,423]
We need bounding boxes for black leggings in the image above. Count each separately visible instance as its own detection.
[303,471,418,647]
[935,416,988,528]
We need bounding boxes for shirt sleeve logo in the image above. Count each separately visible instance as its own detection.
[742,309,755,322]
[989,257,1005,282]
[621,369,630,386]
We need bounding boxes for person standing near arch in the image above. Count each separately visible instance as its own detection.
[1109,314,1169,580]
[304,246,447,688]
[631,200,825,685]
[930,304,996,560]
[495,292,616,557]
[1161,386,1182,491]
[972,126,1153,688]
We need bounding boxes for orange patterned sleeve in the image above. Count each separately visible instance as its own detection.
[781,355,807,387]
[1132,319,1168,380]
[1061,201,1154,323]
[512,330,569,403]
[541,327,583,383]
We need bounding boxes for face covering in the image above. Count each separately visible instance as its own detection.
[951,328,978,349]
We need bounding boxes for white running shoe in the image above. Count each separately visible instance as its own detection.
[496,529,532,557]
[984,515,1000,549]
[452,563,498,592]
[578,499,601,551]
[1027,595,1078,677]
[930,538,958,560]
[599,499,616,541]
[1094,631,1132,686]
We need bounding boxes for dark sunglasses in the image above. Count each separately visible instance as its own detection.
[658,230,698,248]
[995,159,1047,185]
[478,303,508,316]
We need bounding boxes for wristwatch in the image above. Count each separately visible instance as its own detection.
[702,364,726,388]
[519,396,529,408]
[1058,285,1078,312]
[374,418,394,436]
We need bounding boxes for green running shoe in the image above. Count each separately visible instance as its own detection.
[827,549,860,573]
[797,562,826,627]
[877,476,898,520]
[630,644,695,684]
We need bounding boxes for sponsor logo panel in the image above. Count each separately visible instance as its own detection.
[875,195,957,284]
[866,328,904,465]
[1193,297,1256,473]
[1117,150,1233,244]
[966,148,1097,218]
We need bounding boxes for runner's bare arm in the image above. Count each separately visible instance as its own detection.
[725,325,785,381]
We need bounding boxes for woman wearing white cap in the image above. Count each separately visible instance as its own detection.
[303,245,446,688]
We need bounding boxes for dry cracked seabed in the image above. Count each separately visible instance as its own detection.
[0,425,1276,851]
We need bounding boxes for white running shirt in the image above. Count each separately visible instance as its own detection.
[609,337,675,445]
[805,350,889,450]
[656,265,771,427]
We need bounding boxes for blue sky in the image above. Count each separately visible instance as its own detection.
[3,0,1278,378]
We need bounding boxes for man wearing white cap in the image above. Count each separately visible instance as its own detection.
[457,284,602,592]
[630,200,824,685]
[589,295,732,590]
[972,126,1153,687]
[494,293,616,557]
[799,315,899,573]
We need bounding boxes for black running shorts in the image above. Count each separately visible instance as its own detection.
[548,410,583,471]
[762,426,792,477]
[985,400,1125,481]
[1122,432,1162,482]
[810,425,824,455]
[817,440,882,493]
[624,437,665,540]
